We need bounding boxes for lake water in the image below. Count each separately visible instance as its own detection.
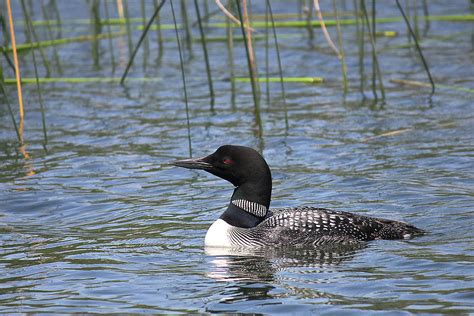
[1,1,473,313]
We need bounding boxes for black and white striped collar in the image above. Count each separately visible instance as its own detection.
[231,199,268,218]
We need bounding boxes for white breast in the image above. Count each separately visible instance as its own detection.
[204,219,234,247]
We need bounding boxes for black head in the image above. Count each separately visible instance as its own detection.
[172,145,272,207]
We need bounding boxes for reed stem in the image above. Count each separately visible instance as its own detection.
[90,0,101,69]
[313,0,341,58]
[180,0,192,49]
[18,0,52,76]
[41,0,63,74]
[396,0,435,94]
[360,0,385,100]
[123,0,133,58]
[171,0,192,157]
[0,13,15,72]
[265,1,270,103]
[391,79,469,93]
[0,80,22,144]
[333,0,348,94]
[6,0,24,122]
[22,0,48,145]
[51,0,62,38]
[354,0,366,97]
[194,0,215,108]
[371,0,376,97]
[103,0,117,73]
[0,32,124,53]
[121,0,166,85]
[141,0,150,68]
[266,0,288,128]
[233,77,323,83]
[413,0,420,39]
[154,0,164,60]
[226,0,236,109]
[422,0,430,35]
[306,0,314,40]
[24,14,474,28]
[243,0,258,88]
[236,0,262,136]
[5,77,162,84]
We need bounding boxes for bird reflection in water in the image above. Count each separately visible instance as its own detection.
[205,244,365,282]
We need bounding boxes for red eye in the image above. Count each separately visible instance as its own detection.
[223,158,233,165]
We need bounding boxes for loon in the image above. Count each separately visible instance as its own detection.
[172,145,424,248]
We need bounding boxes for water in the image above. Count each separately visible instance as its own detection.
[1,1,473,313]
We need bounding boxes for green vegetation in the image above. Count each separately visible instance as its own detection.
[1,0,473,150]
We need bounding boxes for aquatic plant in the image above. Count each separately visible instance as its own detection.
[2,0,471,146]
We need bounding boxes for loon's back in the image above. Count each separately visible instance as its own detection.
[218,207,424,248]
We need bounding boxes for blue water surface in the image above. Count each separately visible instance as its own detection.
[1,1,473,313]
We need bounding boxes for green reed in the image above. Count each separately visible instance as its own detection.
[26,14,474,28]
[141,0,150,67]
[4,77,162,84]
[266,0,288,128]
[123,0,134,58]
[360,0,385,100]
[121,0,166,85]
[396,0,435,93]
[0,32,124,53]
[89,0,101,69]
[2,0,466,146]
[334,0,348,94]
[0,79,22,144]
[41,0,63,74]
[103,0,116,73]
[21,0,48,146]
[265,0,270,103]
[422,0,430,35]
[194,0,215,109]
[354,0,365,97]
[180,0,192,50]
[154,0,164,60]
[413,0,420,39]
[171,0,192,157]
[226,0,236,109]
[0,11,15,72]
[306,0,315,40]
[371,0,376,97]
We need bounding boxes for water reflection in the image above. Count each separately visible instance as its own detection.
[205,244,364,282]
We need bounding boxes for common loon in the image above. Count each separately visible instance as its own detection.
[172,145,424,248]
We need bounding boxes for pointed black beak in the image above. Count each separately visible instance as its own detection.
[171,156,213,170]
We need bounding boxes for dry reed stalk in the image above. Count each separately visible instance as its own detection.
[242,0,257,85]
[215,0,255,32]
[6,0,24,123]
[117,0,125,19]
[235,0,261,134]
[333,0,348,93]
[363,128,412,142]
[313,0,341,59]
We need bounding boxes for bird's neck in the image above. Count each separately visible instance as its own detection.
[219,183,271,228]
